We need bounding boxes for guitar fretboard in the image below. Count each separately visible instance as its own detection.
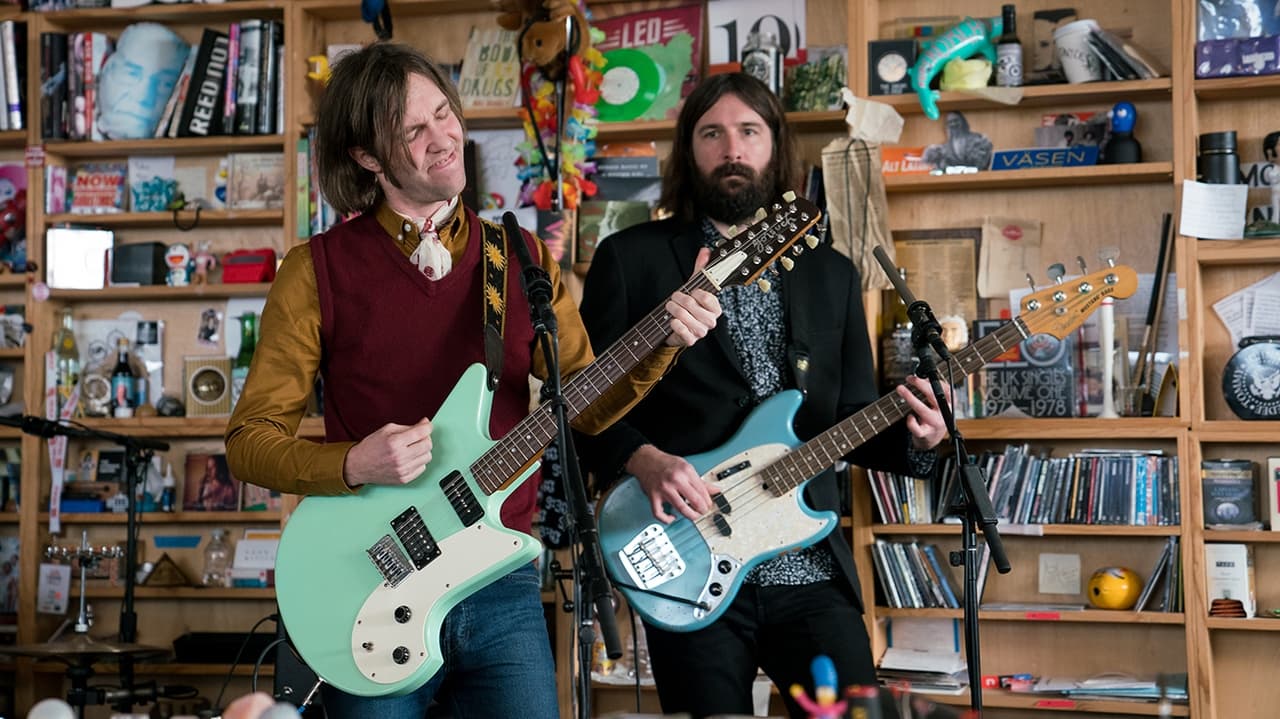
[758,317,1031,496]
[470,199,819,495]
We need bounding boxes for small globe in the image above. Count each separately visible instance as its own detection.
[1088,567,1142,610]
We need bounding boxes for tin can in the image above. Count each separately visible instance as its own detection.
[742,31,782,95]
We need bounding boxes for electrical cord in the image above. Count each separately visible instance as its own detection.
[211,612,280,711]
[252,637,290,693]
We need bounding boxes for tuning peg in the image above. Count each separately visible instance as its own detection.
[1098,245,1120,268]
[1025,273,1037,292]
[783,190,796,202]
[1047,263,1066,283]
[780,257,795,271]
[804,234,819,249]
[757,278,772,293]
[727,224,740,237]
[1076,256,1088,274]
[754,207,767,222]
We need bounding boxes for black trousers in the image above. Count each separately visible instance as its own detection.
[643,579,878,719]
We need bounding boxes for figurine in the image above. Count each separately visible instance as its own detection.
[1101,101,1142,164]
[191,242,218,285]
[910,16,1000,120]
[165,243,192,286]
[789,656,847,719]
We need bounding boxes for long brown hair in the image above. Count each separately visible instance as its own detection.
[313,42,465,215]
[659,73,803,222]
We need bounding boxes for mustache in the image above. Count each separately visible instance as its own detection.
[710,163,757,182]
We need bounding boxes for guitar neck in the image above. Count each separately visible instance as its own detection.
[761,317,1031,495]
[470,273,718,496]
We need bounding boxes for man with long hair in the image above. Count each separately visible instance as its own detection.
[225,42,720,718]
[575,73,948,718]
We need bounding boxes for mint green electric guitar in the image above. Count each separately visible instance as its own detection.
[273,193,821,697]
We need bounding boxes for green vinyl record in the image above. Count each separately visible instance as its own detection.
[598,48,663,123]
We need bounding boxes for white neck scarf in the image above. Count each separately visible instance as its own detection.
[408,196,459,281]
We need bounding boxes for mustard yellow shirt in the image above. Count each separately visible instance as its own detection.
[225,201,679,496]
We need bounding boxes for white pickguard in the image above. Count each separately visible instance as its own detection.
[351,523,522,684]
[702,444,831,562]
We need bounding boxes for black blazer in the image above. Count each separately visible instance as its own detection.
[574,217,916,612]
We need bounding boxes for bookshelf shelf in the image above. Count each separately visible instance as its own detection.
[1205,617,1280,631]
[1191,420,1280,442]
[33,662,276,677]
[1203,530,1280,543]
[0,426,19,440]
[1193,74,1280,101]
[49,283,273,302]
[32,415,322,439]
[44,210,285,229]
[877,607,1185,625]
[0,273,26,287]
[0,347,22,360]
[42,135,287,159]
[47,511,282,525]
[84,587,275,600]
[873,524,1181,537]
[875,78,1173,115]
[0,129,23,148]
[1195,239,1280,264]
[923,689,1190,716]
[954,417,1186,439]
[885,163,1174,193]
[0,512,17,524]
[38,0,286,28]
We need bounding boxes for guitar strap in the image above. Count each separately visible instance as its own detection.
[479,217,508,391]
[789,343,811,397]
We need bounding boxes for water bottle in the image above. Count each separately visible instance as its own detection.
[201,529,232,587]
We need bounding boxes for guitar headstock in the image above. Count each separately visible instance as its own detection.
[702,191,822,291]
[1018,263,1140,339]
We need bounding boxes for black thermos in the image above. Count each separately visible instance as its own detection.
[1198,131,1240,184]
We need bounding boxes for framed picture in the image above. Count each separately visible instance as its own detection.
[891,228,982,335]
[183,453,241,511]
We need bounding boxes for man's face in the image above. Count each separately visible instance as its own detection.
[690,94,776,225]
[369,73,466,215]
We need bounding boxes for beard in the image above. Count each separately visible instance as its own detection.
[692,161,776,225]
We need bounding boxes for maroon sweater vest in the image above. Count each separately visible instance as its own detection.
[310,208,541,533]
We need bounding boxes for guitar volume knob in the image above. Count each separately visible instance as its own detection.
[393,646,411,664]
[395,605,412,624]
[717,560,732,574]
[708,583,723,597]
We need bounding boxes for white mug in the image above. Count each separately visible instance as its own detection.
[1054,19,1104,83]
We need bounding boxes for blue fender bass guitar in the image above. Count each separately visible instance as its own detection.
[598,263,1138,631]
[273,194,821,696]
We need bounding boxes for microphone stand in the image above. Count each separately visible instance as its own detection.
[2,414,169,711]
[870,248,1010,714]
[502,214,620,719]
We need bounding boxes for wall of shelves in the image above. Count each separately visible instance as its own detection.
[0,0,1273,717]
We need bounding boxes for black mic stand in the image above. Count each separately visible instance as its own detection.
[501,214,620,719]
[871,247,1010,714]
[3,414,169,712]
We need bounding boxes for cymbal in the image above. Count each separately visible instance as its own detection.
[2,633,169,662]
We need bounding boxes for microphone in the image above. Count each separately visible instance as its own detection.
[502,211,557,334]
[0,413,169,451]
[872,245,951,364]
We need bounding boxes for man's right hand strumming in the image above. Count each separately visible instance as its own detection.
[343,417,434,488]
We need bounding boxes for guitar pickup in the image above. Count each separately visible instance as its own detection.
[391,507,441,569]
[715,461,750,480]
[367,535,413,588]
[441,470,485,526]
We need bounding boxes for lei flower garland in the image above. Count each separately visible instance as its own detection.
[515,27,605,210]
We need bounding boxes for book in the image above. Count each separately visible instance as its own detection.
[593,4,703,122]
[233,19,263,135]
[1203,542,1255,617]
[127,156,177,212]
[1201,458,1258,527]
[457,26,521,109]
[254,20,281,134]
[183,453,241,512]
[240,482,282,512]
[39,32,68,140]
[973,318,1078,418]
[0,21,24,131]
[575,199,652,266]
[177,28,230,137]
[227,152,285,210]
[67,162,127,214]
[1269,457,1280,531]
[1133,536,1174,612]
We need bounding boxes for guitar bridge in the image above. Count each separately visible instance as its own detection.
[618,524,686,590]
[367,535,413,588]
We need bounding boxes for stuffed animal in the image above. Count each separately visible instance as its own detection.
[910,16,1000,120]
[494,0,591,81]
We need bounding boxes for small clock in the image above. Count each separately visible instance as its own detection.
[1222,335,1280,419]
[869,40,917,95]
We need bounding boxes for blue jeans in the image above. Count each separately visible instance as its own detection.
[320,563,558,719]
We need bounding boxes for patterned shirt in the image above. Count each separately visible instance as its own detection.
[700,219,836,586]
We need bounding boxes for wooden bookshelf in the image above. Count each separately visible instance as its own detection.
[885,162,1175,193]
